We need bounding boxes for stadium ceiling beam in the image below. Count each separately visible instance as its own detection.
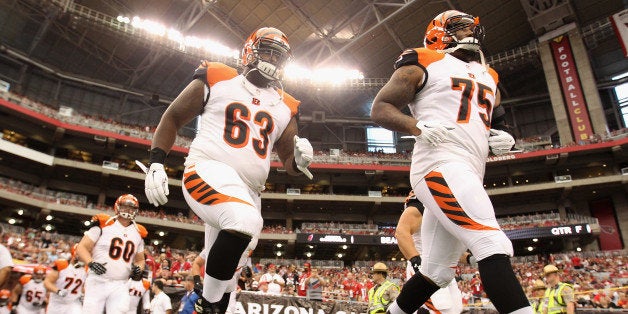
[279,0,339,57]
[319,0,418,66]
[124,0,213,88]
[370,2,405,51]
[299,4,370,61]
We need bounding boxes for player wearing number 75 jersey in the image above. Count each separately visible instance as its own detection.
[43,246,87,314]
[76,194,147,313]
[143,27,313,314]
[371,9,529,314]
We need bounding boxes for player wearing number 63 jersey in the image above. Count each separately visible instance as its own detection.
[11,265,47,314]
[43,256,87,314]
[371,9,529,314]
[144,27,313,314]
[76,194,147,313]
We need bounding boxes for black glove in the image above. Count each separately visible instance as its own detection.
[130,264,143,281]
[193,275,203,296]
[88,261,107,275]
[409,255,422,273]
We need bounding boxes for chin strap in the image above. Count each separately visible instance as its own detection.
[438,39,487,68]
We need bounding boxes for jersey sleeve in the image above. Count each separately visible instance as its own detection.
[52,259,69,271]
[135,224,148,239]
[394,48,445,70]
[487,67,499,85]
[278,90,300,117]
[19,274,31,285]
[193,61,238,88]
[84,226,102,242]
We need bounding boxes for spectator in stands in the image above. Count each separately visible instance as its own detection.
[342,272,364,301]
[283,264,299,295]
[259,264,285,295]
[305,267,325,301]
[0,226,12,288]
[297,262,312,297]
[470,272,484,306]
[150,280,173,314]
[542,264,575,314]
[155,259,173,284]
[172,252,192,280]
[367,263,399,314]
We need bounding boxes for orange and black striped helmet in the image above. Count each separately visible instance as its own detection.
[241,27,292,81]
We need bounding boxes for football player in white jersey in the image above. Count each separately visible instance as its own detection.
[11,265,47,314]
[126,272,150,314]
[143,27,313,314]
[371,10,531,314]
[76,194,147,313]
[43,245,86,314]
[0,289,12,314]
[396,191,463,314]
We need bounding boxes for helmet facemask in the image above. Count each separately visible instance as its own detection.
[117,203,138,220]
[248,37,291,81]
[444,14,484,52]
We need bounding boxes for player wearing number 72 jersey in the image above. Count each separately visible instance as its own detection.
[43,255,87,314]
[76,194,147,313]
[371,9,528,314]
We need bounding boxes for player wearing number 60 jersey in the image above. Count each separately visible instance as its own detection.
[371,9,529,314]
[76,194,147,313]
[43,255,87,314]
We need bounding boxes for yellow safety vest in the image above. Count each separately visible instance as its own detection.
[530,299,543,314]
[368,280,399,314]
[544,282,572,314]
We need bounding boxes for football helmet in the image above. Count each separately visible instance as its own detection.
[32,265,47,283]
[424,10,484,52]
[241,27,292,81]
[0,289,9,307]
[114,194,139,220]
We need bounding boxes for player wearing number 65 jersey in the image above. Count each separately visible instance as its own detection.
[11,265,47,314]
[43,249,87,314]
[76,194,147,313]
[144,27,313,314]
[371,9,529,314]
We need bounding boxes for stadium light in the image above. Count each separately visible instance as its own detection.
[17,209,23,215]
[44,224,53,231]
[158,231,165,237]
[153,240,160,245]
[276,252,282,257]
[45,215,53,221]
[284,63,364,84]
[576,247,582,252]
[8,218,15,225]
[84,220,90,226]
[276,243,283,248]
[527,246,534,251]
[305,252,312,258]
[341,245,348,250]
[391,257,396,261]
[337,253,343,258]
[532,238,538,242]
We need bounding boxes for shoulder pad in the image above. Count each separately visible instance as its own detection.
[89,213,113,229]
[53,259,69,271]
[487,67,499,85]
[394,48,445,70]
[19,275,31,285]
[193,61,238,88]
[135,223,148,238]
[142,279,151,290]
[278,90,300,117]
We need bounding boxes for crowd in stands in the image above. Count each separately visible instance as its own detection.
[1,221,626,309]
[497,212,599,231]
[3,88,628,170]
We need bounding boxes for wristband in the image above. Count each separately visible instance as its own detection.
[149,147,167,165]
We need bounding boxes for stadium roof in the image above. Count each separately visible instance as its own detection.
[0,0,625,124]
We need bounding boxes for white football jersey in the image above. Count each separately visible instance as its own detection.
[18,276,47,311]
[85,216,145,280]
[399,48,499,180]
[48,260,87,304]
[185,62,299,192]
[127,278,150,313]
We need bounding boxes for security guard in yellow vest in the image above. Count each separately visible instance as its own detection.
[368,263,400,314]
[529,279,547,314]
[541,265,575,314]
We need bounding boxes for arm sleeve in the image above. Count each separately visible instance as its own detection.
[84,226,102,242]
[142,290,150,310]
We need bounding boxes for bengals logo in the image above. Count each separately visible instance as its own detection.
[252,98,260,105]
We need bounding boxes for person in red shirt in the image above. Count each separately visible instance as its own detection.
[342,272,364,301]
[144,247,158,279]
[470,272,484,306]
[571,255,582,270]
[172,252,192,279]
[297,263,311,297]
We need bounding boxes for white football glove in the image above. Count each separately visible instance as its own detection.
[293,135,313,180]
[488,129,515,155]
[137,160,169,206]
[415,121,455,146]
